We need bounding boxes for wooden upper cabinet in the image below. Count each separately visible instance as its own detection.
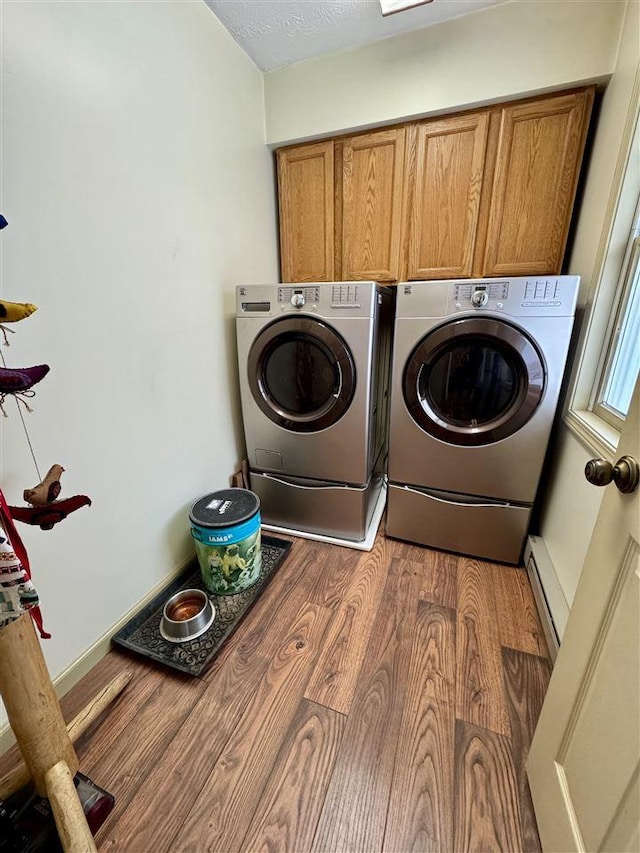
[277,141,334,282]
[405,113,489,280]
[341,128,406,282]
[481,89,594,277]
[275,87,593,284]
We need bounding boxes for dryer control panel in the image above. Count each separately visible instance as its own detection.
[449,276,579,317]
[397,276,580,319]
[455,282,509,310]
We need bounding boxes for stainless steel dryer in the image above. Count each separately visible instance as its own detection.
[386,276,579,563]
[237,282,394,540]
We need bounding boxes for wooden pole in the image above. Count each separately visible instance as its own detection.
[45,760,98,853]
[0,614,78,796]
[0,670,133,799]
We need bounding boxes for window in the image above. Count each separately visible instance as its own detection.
[592,200,640,430]
[566,106,639,460]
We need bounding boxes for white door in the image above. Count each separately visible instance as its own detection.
[527,380,640,852]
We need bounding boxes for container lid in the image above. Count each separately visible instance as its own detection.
[189,488,260,528]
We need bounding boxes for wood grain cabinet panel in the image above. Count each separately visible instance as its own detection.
[481,89,593,277]
[342,128,406,282]
[277,141,334,282]
[406,113,489,280]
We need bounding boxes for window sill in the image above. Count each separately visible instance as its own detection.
[564,408,620,461]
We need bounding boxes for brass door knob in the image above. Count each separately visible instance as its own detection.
[584,455,639,494]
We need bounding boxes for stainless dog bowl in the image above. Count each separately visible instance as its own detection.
[159,588,215,643]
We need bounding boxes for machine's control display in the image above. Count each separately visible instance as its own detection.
[454,282,509,303]
[331,284,360,308]
[278,286,320,305]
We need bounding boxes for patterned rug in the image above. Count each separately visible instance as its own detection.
[112,535,292,676]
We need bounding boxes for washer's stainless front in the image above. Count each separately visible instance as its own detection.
[387,276,579,562]
[237,281,394,488]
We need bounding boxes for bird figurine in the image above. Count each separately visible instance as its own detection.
[0,364,50,415]
[0,299,38,345]
[23,464,65,506]
[9,495,92,531]
[0,299,38,323]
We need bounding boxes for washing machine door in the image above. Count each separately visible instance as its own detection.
[403,317,545,446]
[248,316,356,432]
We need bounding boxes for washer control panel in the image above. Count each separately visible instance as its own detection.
[278,286,320,306]
[238,282,377,318]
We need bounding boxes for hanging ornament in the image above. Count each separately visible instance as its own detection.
[23,464,65,506]
[9,496,92,531]
[0,299,38,345]
[0,363,50,415]
[16,462,92,530]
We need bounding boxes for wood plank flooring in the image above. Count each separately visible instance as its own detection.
[0,532,553,852]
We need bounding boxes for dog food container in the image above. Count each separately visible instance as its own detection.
[189,489,261,594]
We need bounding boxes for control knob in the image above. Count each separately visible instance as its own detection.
[471,289,489,308]
[291,293,305,309]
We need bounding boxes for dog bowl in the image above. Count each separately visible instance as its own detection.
[159,588,215,643]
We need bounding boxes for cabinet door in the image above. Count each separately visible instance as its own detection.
[481,89,593,277]
[406,113,489,280]
[277,141,334,282]
[342,128,405,281]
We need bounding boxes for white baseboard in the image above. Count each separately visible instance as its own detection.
[524,534,570,663]
[1,552,195,757]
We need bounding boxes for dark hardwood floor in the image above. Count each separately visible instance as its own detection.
[1,530,552,852]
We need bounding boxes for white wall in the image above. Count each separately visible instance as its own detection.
[539,0,640,605]
[0,0,278,719]
[265,0,625,146]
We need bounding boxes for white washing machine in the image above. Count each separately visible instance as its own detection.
[236,282,394,540]
[386,276,579,563]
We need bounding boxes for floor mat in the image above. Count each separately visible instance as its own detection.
[111,534,292,676]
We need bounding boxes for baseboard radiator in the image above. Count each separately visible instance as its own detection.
[524,535,570,664]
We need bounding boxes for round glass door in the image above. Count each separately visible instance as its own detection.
[403,317,545,445]
[248,316,356,432]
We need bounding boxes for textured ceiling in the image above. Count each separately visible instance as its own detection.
[204,0,507,72]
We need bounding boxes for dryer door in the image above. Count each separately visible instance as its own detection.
[248,316,356,432]
[403,317,545,446]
